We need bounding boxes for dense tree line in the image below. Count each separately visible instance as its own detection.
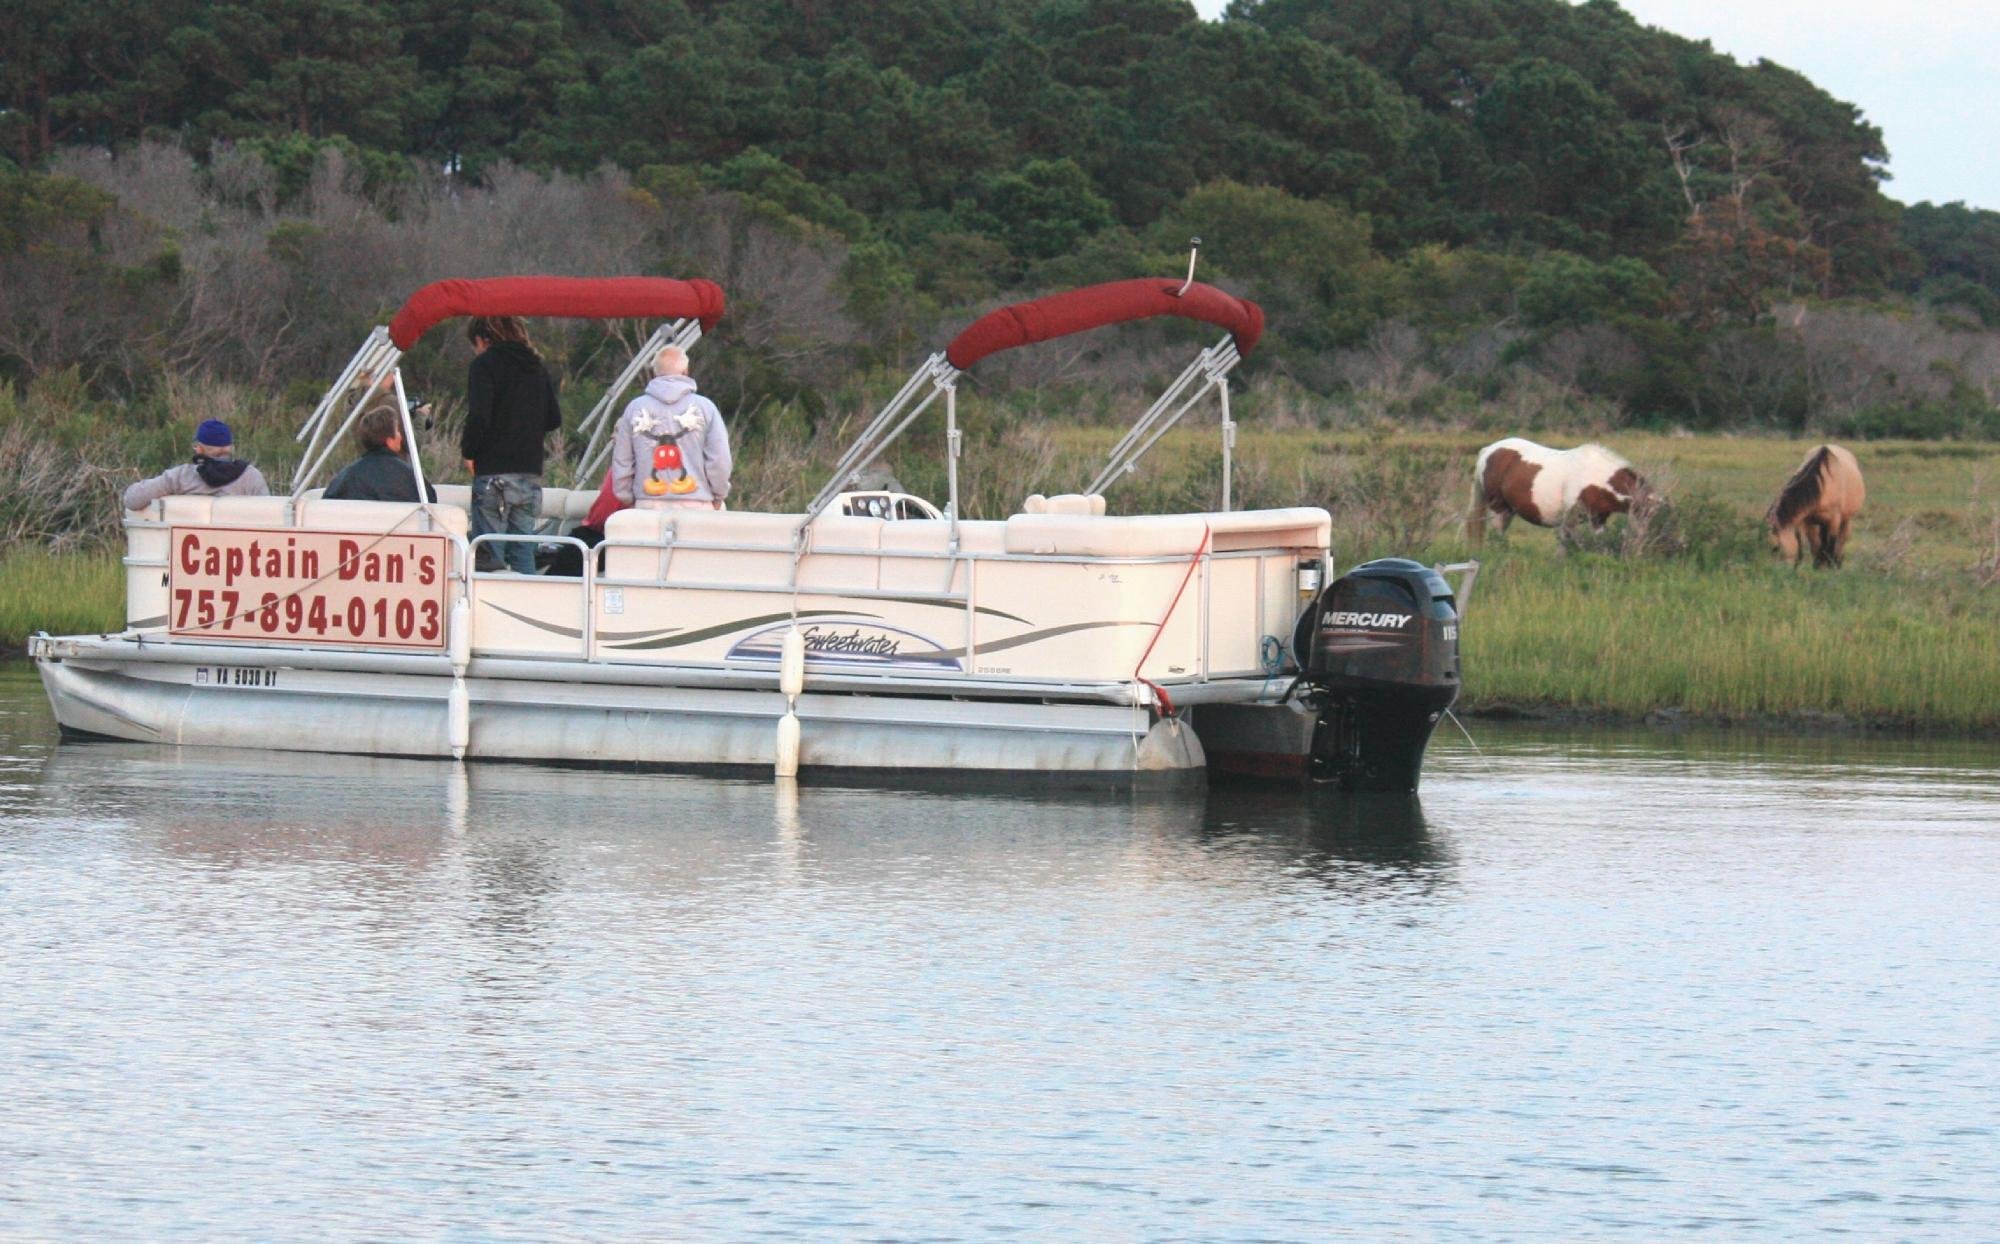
[3,0,1998,434]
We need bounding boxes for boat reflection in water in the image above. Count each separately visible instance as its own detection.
[38,738,1448,907]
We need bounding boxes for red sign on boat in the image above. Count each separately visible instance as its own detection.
[167,526,450,650]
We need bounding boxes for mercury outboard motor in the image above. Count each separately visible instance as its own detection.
[1291,558,1460,792]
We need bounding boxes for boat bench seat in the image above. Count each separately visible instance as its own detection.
[597,507,1314,583]
[1002,508,1330,556]
[156,495,297,527]
[598,511,1011,592]
[1020,493,1107,516]
[295,497,470,538]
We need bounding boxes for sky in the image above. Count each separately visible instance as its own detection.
[1193,0,2000,210]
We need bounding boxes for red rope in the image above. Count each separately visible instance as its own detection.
[1134,525,1210,718]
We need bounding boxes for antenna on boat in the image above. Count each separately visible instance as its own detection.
[1175,237,1201,297]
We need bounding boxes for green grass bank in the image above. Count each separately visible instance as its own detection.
[0,549,124,648]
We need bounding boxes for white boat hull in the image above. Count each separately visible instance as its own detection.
[34,638,1222,778]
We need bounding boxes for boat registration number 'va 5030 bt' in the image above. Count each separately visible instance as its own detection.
[168,526,450,650]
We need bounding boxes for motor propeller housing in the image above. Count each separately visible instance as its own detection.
[1292,558,1461,792]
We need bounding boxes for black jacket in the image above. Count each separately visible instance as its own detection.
[323,449,439,503]
[461,341,562,476]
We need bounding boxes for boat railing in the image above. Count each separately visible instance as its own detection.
[467,533,597,659]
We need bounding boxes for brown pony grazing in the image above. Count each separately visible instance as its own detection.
[1466,438,1644,544]
[1767,444,1864,568]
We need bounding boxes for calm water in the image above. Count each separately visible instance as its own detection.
[2,668,1997,1240]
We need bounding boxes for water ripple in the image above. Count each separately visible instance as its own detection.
[2,673,1997,1238]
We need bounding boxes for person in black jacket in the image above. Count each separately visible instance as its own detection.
[324,405,439,503]
[460,316,561,572]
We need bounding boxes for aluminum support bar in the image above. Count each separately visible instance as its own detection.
[300,333,399,469]
[945,380,961,536]
[1220,377,1234,513]
[804,352,957,519]
[294,357,402,496]
[1086,335,1240,498]
[392,368,432,505]
[305,334,397,448]
[1093,350,1212,484]
[298,327,390,444]
[1091,377,1223,499]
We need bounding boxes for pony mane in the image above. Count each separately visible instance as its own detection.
[1770,446,1833,528]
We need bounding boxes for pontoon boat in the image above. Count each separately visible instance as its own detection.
[32,275,1464,789]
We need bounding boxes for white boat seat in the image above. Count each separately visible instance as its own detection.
[1004,513,1209,557]
[296,497,469,538]
[158,495,216,524]
[1002,508,1331,557]
[1204,507,1333,551]
[1020,493,1106,517]
[434,484,471,510]
[205,496,298,527]
[876,519,1005,589]
[798,514,883,590]
[667,510,803,587]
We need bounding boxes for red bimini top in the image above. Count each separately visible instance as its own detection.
[387,276,726,350]
[944,279,1263,372]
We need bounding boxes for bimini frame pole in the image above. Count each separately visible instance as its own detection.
[803,352,960,521]
[294,359,402,496]
[390,367,430,504]
[299,328,399,471]
[944,376,961,534]
[573,317,704,486]
[1084,333,1242,506]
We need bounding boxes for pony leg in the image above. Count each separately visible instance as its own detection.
[1831,515,1852,568]
[1808,518,1834,568]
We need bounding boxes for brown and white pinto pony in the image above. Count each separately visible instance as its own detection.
[1466,438,1644,544]
[1767,444,1864,568]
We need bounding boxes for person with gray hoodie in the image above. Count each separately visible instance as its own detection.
[122,419,269,511]
[610,346,732,511]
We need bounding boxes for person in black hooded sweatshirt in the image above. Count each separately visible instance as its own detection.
[460,316,562,573]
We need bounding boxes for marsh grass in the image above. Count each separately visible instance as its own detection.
[1456,546,2000,729]
[0,549,124,649]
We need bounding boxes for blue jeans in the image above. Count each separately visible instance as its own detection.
[472,473,542,573]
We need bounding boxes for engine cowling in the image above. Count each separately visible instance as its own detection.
[1291,558,1460,792]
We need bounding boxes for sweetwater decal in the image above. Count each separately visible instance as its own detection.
[168,526,449,650]
[1322,611,1415,629]
[727,621,962,671]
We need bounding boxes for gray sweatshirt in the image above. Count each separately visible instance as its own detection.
[610,375,731,505]
[123,458,271,511]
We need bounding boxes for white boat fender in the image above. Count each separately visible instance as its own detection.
[447,683,470,760]
[776,625,805,777]
[447,598,471,759]
[448,599,471,671]
[779,626,805,698]
[775,711,801,778]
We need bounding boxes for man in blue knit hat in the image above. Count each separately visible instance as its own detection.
[123,419,270,511]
